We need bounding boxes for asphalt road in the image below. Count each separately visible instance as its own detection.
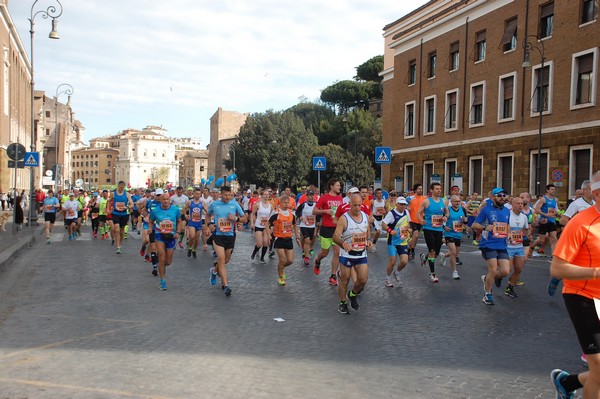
[0,224,586,398]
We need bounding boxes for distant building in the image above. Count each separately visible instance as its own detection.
[173,137,204,151]
[207,107,248,179]
[71,146,119,189]
[178,150,209,187]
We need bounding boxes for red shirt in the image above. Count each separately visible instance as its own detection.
[36,191,46,202]
[248,196,260,211]
[315,193,343,228]
[335,202,371,219]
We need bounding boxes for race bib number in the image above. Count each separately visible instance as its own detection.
[452,221,463,233]
[492,222,508,238]
[351,232,367,251]
[282,221,293,235]
[91,212,99,219]
[431,215,444,228]
[191,209,201,222]
[547,208,557,218]
[159,220,174,233]
[508,230,523,245]
[116,202,126,211]
[375,207,385,216]
[399,225,410,240]
[304,216,315,226]
[45,204,54,212]
[218,218,233,233]
[260,216,269,225]
[67,209,76,218]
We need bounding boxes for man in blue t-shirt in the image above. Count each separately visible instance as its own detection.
[207,186,247,296]
[473,187,511,305]
[43,191,60,244]
[148,191,181,291]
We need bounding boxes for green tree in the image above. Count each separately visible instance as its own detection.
[320,80,373,113]
[310,144,375,190]
[226,110,318,189]
[286,102,344,146]
[355,55,384,83]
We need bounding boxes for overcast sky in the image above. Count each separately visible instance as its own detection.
[9,1,427,146]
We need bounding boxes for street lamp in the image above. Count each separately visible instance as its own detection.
[28,0,63,226]
[54,83,73,195]
[522,35,545,198]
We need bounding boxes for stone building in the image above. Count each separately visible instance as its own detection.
[178,150,208,187]
[70,146,119,189]
[381,0,599,201]
[207,107,248,179]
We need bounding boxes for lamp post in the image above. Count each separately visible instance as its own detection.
[522,35,546,198]
[28,0,63,226]
[54,83,73,195]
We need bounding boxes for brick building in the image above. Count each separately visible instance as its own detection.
[71,146,119,190]
[207,107,248,179]
[381,0,599,201]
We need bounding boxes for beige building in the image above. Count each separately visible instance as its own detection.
[207,107,248,179]
[178,150,208,187]
[0,1,32,193]
[381,0,600,201]
[71,146,119,189]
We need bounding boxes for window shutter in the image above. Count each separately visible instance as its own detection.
[500,18,518,45]
[503,77,514,99]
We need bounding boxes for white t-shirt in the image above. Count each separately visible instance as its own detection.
[63,200,80,219]
[507,211,528,248]
[564,197,595,219]
[170,194,189,211]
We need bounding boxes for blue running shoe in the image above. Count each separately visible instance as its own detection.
[159,279,167,290]
[223,285,232,296]
[548,278,561,296]
[482,293,494,305]
[68,235,72,241]
[550,369,575,399]
[209,267,217,286]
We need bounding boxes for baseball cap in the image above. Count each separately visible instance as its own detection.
[396,196,408,204]
[69,192,75,196]
[93,192,99,197]
[155,188,164,195]
[348,187,359,194]
[247,189,252,193]
[491,187,506,195]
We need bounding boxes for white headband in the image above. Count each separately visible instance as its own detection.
[592,181,600,191]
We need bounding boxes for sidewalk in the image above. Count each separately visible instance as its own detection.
[0,215,43,270]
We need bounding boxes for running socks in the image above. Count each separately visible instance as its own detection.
[427,257,436,274]
[151,252,158,266]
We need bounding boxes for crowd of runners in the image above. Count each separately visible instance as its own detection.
[36,170,600,397]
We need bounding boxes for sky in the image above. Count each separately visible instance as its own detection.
[8,0,428,147]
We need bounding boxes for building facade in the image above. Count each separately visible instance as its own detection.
[381,0,599,201]
[71,146,119,190]
[178,150,208,187]
[207,107,248,179]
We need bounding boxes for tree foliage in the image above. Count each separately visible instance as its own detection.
[355,55,384,83]
[309,144,375,189]
[320,80,373,113]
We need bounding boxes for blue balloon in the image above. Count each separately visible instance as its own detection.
[216,178,224,187]
[208,175,214,181]
[231,174,237,180]
[201,178,206,185]
[226,175,233,182]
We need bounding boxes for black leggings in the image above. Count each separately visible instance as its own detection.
[423,229,443,256]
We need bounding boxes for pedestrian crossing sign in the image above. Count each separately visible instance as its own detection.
[24,152,39,167]
[313,156,326,171]
[375,147,391,164]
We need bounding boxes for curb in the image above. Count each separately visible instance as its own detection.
[0,227,41,270]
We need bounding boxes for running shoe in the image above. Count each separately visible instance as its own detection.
[581,354,588,364]
[68,234,72,241]
[137,229,140,235]
[303,256,309,266]
[314,259,321,275]
[456,257,463,265]
[100,233,104,240]
[370,245,377,253]
[385,278,394,288]
[93,232,97,238]
[348,291,359,310]
[548,278,560,297]
[203,244,208,251]
[187,249,192,258]
[192,251,197,259]
[269,250,275,258]
[159,279,167,290]
[277,276,286,286]
[495,278,502,288]
[116,247,122,254]
[394,271,402,283]
[309,249,314,257]
[152,266,158,276]
[178,241,184,249]
[145,254,151,262]
[72,233,77,240]
[452,270,460,280]
[550,369,575,399]
[223,285,232,296]
[408,251,415,260]
[429,273,439,283]
[515,280,526,286]
[505,286,517,298]
[260,258,266,264]
[338,301,351,314]
[209,267,217,286]
[47,238,51,245]
[111,239,115,246]
[140,248,145,257]
[328,275,338,286]
[441,254,448,268]
[419,253,427,267]
[251,252,256,260]
[482,293,494,305]
[472,240,479,246]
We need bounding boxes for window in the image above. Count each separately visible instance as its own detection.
[501,17,518,52]
[404,101,415,137]
[200,166,205,172]
[107,154,112,159]
[571,48,597,108]
[475,30,486,62]
[449,42,459,71]
[45,128,50,136]
[569,145,593,196]
[498,73,516,121]
[582,0,598,24]
[469,156,483,195]
[445,159,457,194]
[423,162,434,188]
[445,90,458,131]
[106,178,111,183]
[424,95,436,134]
[539,2,554,38]
[428,52,437,78]
[107,161,111,166]
[45,110,50,118]
[531,62,553,115]
[404,163,414,192]
[469,82,485,126]
[530,149,549,195]
[408,60,417,85]
[497,153,514,194]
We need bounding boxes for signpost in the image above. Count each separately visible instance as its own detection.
[313,156,326,192]
[7,143,26,235]
[552,169,564,187]
[375,147,391,190]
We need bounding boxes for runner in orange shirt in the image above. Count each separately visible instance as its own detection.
[407,184,426,260]
[549,171,600,398]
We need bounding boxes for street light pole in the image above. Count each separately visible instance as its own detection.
[28,0,62,226]
[54,83,73,195]
[522,35,545,198]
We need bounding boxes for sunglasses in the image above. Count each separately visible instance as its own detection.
[495,193,506,198]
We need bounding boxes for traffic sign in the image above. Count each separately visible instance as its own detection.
[8,160,25,168]
[24,152,39,167]
[7,143,26,161]
[375,147,391,164]
[552,169,564,182]
[313,156,326,171]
